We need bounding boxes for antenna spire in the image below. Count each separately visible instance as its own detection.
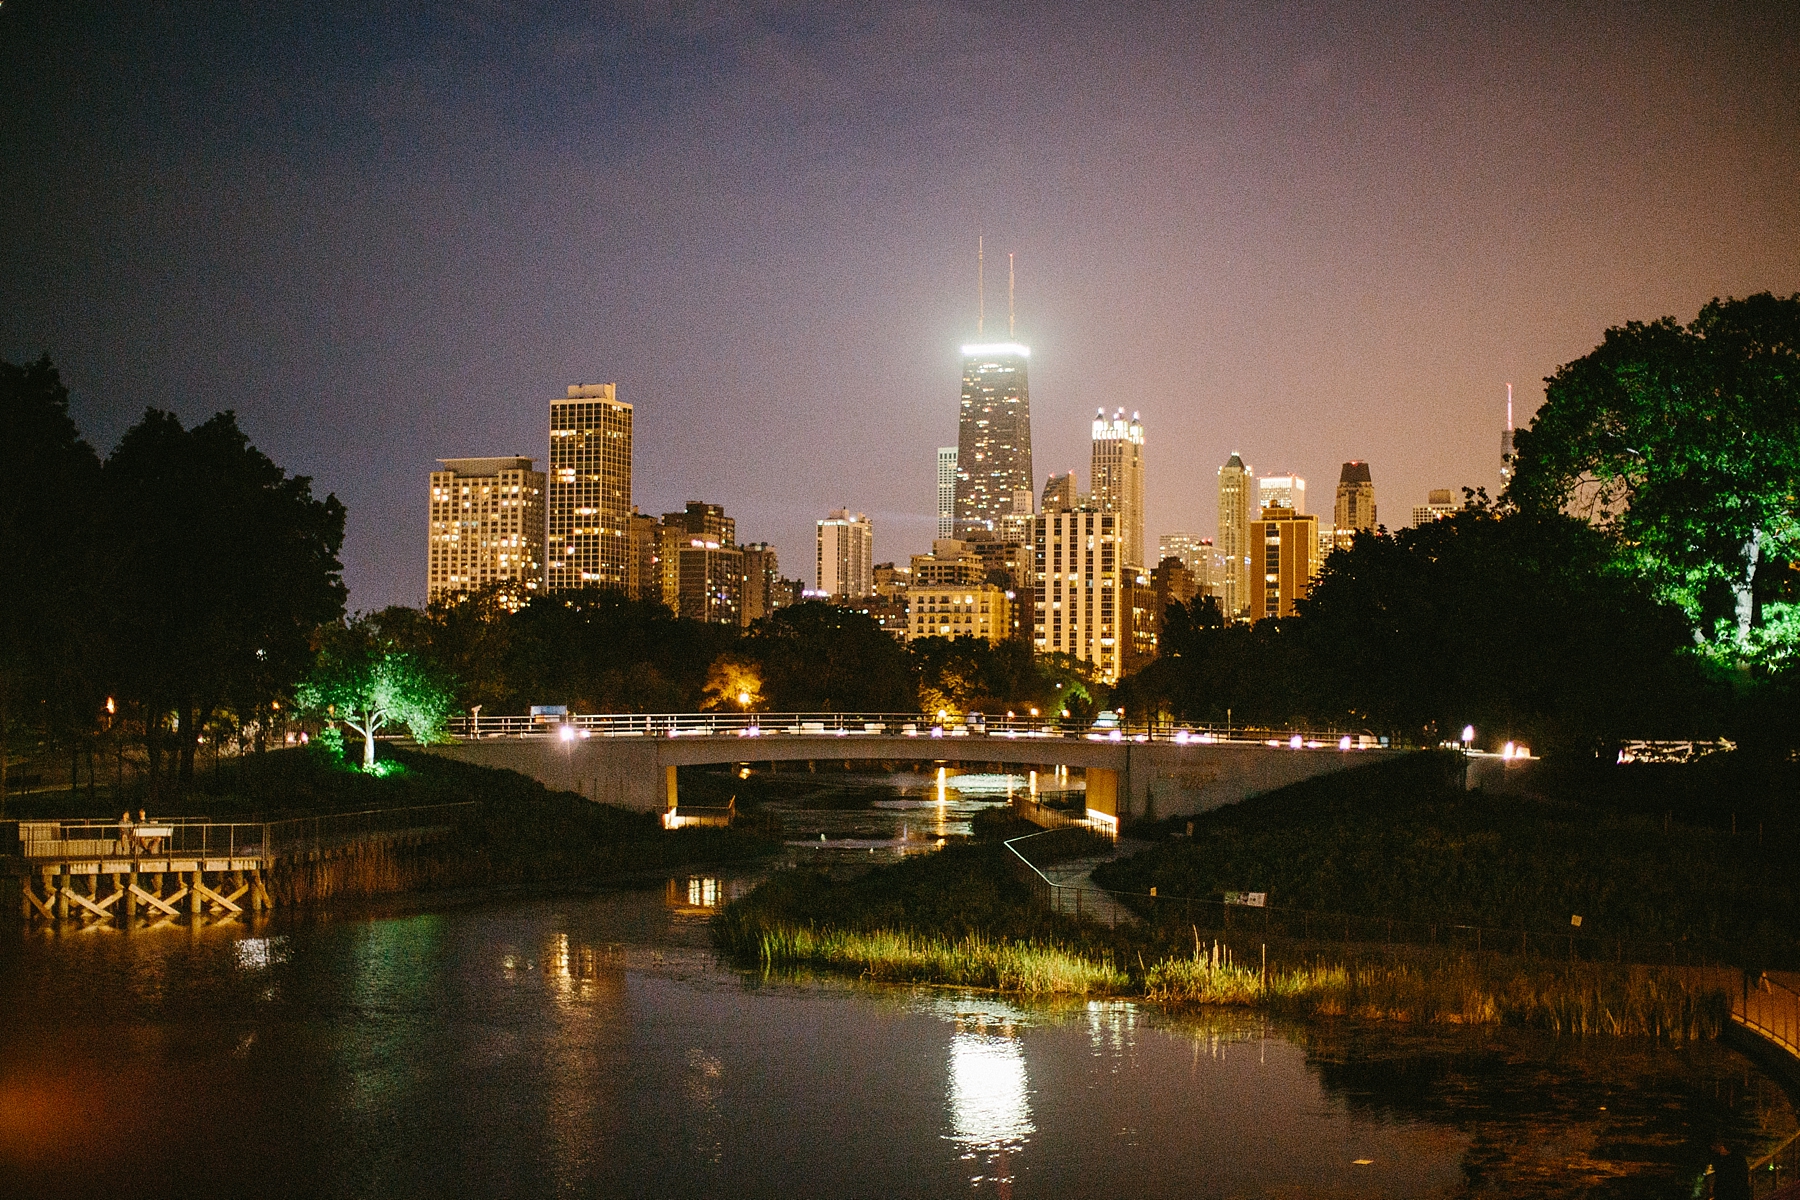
[1506,382,1514,430]
[1008,253,1015,336]
[977,235,985,336]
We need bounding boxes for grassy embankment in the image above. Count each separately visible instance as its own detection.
[715,754,1797,1039]
[10,745,778,904]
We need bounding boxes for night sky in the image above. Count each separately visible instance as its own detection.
[5,2,1797,610]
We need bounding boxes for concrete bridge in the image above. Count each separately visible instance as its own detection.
[421,712,1398,826]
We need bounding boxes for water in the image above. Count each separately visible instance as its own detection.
[2,878,1791,1198]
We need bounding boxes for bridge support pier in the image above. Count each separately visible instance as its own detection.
[666,765,679,815]
[1085,768,1119,824]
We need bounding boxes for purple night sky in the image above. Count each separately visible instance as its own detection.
[4,2,1797,609]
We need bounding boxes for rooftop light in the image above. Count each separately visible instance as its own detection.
[961,342,1031,358]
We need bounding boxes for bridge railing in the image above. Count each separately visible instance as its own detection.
[445,710,1395,749]
[11,804,480,863]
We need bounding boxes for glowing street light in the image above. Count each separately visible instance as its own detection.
[1461,725,1475,747]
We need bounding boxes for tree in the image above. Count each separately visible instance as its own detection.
[103,409,346,792]
[1508,293,1800,670]
[701,654,764,711]
[746,602,914,711]
[295,626,454,769]
[0,357,104,806]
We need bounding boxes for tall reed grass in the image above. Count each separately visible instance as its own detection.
[754,925,1127,994]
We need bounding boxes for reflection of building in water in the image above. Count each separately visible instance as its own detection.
[664,876,751,914]
[948,1018,1034,1193]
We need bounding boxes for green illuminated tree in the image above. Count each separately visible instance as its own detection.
[295,628,454,769]
[1508,293,1800,670]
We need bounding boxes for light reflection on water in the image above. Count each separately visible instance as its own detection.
[1,882,1793,1198]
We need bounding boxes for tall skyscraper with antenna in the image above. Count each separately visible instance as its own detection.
[1500,383,1517,487]
[953,240,1033,537]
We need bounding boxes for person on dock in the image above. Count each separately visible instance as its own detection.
[1710,1140,1751,1200]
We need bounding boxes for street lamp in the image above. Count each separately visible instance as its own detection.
[1461,725,1475,747]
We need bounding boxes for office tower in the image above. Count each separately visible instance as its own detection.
[907,582,1011,645]
[936,448,958,539]
[1500,383,1517,487]
[1032,508,1124,683]
[546,383,632,592]
[997,489,1035,545]
[1258,473,1306,515]
[1248,505,1319,622]
[953,342,1033,536]
[1333,461,1376,551]
[677,543,744,625]
[1041,471,1080,514]
[1157,533,1214,594]
[1090,410,1146,569]
[1411,488,1459,527]
[816,509,874,598]
[627,509,660,602]
[740,542,780,625]
[427,457,545,605]
[1217,453,1252,621]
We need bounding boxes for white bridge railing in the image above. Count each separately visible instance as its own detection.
[445,710,1392,749]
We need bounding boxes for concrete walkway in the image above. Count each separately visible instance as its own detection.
[1034,837,1153,928]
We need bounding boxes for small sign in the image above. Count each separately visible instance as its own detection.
[1225,891,1267,908]
[1570,914,1583,927]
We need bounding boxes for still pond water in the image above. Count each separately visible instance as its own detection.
[1,773,1792,1198]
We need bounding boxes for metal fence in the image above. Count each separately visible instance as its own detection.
[1745,1129,1800,1199]
[11,803,478,864]
[1005,827,1736,968]
[1735,972,1800,1059]
[445,710,1397,749]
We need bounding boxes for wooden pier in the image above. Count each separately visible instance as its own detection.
[2,804,476,926]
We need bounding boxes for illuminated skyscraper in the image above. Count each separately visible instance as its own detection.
[1032,508,1124,683]
[1090,409,1146,569]
[953,343,1033,536]
[547,383,632,592]
[1500,383,1517,487]
[1333,461,1376,540]
[816,509,874,598]
[937,447,958,538]
[1258,473,1306,515]
[1217,453,1252,621]
[1249,506,1318,623]
[1412,488,1459,527]
[427,457,545,604]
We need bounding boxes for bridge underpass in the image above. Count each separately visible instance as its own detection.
[419,714,1399,826]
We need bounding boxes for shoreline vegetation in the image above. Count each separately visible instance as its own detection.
[712,754,1796,1043]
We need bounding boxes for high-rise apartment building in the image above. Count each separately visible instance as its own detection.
[908,583,1011,645]
[627,509,660,602]
[1258,473,1306,515]
[547,383,632,592]
[659,502,738,619]
[1090,410,1146,569]
[1333,461,1376,545]
[911,539,987,589]
[953,343,1033,536]
[1411,488,1459,527]
[1033,509,1124,683]
[740,542,780,625]
[1041,471,1080,514]
[936,447,958,539]
[816,509,874,598]
[427,457,545,605]
[1217,453,1253,621]
[1249,505,1318,622]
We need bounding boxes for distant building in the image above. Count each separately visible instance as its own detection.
[997,489,1036,545]
[954,343,1034,537]
[1122,567,1159,675]
[1157,533,1214,595]
[1501,384,1517,488]
[547,383,632,592]
[1411,488,1459,527]
[816,509,874,598]
[1217,453,1253,622]
[1258,473,1306,515]
[1249,505,1318,622]
[740,542,780,624]
[677,544,743,625]
[1151,555,1199,611]
[1334,461,1376,535]
[936,447,958,539]
[908,582,1011,645]
[627,508,660,603]
[1091,410,1146,569]
[1033,508,1124,683]
[427,456,545,605]
[1041,470,1080,514]
[911,539,988,588]
[873,561,912,599]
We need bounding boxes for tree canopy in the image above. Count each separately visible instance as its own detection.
[295,623,455,769]
[1508,293,1800,670]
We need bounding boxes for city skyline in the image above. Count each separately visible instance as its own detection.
[6,5,1796,611]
